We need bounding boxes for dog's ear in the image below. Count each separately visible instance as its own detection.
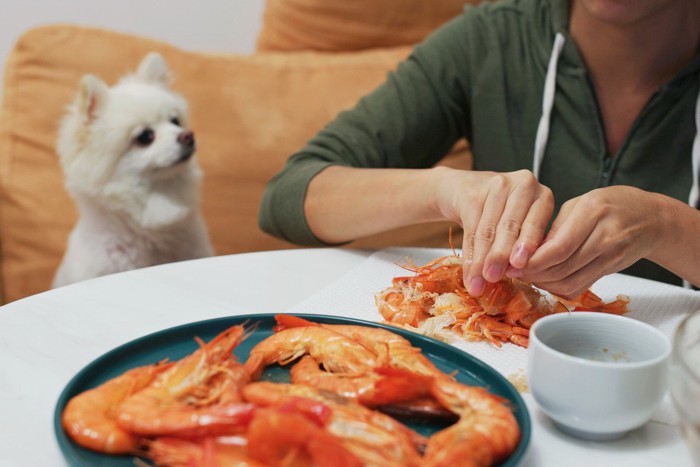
[76,74,108,121]
[135,52,171,86]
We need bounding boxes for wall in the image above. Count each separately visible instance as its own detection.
[0,0,265,100]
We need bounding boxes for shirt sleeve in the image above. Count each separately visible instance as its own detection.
[258,6,488,245]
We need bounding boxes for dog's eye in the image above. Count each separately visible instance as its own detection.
[135,129,155,146]
[170,117,181,126]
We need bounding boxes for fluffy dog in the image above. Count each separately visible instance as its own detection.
[52,53,213,288]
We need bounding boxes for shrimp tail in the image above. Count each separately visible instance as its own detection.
[273,314,318,331]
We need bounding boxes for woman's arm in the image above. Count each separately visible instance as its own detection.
[519,186,700,297]
[259,5,555,296]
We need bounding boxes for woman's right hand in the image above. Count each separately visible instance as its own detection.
[434,168,554,297]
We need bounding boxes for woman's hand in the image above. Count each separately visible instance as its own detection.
[515,186,667,298]
[435,169,554,296]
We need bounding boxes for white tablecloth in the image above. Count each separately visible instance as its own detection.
[0,248,696,467]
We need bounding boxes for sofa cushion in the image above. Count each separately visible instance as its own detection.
[0,25,470,303]
[256,0,474,52]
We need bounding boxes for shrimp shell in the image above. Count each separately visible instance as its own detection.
[116,324,252,437]
[61,361,171,454]
[244,382,425,467]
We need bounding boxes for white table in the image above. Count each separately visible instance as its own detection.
[0,248,695,466]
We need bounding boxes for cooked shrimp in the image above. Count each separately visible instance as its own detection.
[244,324,382,381]
[117,324,253,437]
[561,289,630,314]
[290,353,457,421]
[290,356,436,407]
[275,315,449,380]
[244,382,425,467]
[424,380,520,467]
[289,355,376,400]
[376,254,629,347]
[277,315,454,418]
[147,436,264,467]
[247,402,363,467]
[61,361,171,454]
[149,399,361,467]
[375,286,434,327]
[393,255,464,294]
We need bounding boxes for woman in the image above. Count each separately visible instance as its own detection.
[259,0,700,298]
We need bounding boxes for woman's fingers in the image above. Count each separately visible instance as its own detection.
[532,248,620,298]
[483,179,553,281]
[522,197,584,274]
[466,177,508,294]
[523,187,664,296]
[531,262,599,299]
[506,188,554,269]
[462,171,553,296]
[461,196,487,296]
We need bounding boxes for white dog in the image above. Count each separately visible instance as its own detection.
[52,53,213,288]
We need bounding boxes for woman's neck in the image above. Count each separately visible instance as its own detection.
[569,0,699,155]
[570,0,699,90]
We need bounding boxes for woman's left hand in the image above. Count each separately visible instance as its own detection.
[512,186,666,298]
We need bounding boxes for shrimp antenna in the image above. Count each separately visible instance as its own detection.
[448,226,460,258]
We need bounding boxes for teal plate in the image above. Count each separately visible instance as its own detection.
[54,313,531,466]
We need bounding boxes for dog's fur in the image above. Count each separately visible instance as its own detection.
[52,53,213,288]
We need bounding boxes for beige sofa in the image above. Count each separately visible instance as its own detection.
[0,0,475,303]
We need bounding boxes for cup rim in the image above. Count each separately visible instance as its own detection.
[530,312,671,369]
[674,309,700,385]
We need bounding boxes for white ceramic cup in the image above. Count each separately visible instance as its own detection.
[528,312,671,441]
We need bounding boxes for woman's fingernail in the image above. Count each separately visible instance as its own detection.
[469,276,485,296]
[510,244,530,268]
[485,265,504,282]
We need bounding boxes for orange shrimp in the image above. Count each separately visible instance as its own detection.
[289,355,378,401]
[290,356,438,408]
[375,287,434,327]
[147,436,264,467]
[117,324,253,437]
[424,380,520,467]
[244,382,426,467]
[393,255,464,294]
[61,361,172,454]
[563,289,630,314]
[148,400,362,467]
[244,324,382,381]
[466,316,530,348]
[377,254,629,348]
[247,402,363,467]
[374,256,462,326]
[277,315,454,418]
[275,315,449,380]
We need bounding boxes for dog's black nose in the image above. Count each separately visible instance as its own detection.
[177,130,195,148]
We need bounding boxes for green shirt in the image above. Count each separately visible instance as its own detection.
[259,0,700,286]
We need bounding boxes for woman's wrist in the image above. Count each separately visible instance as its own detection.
[645,192,699,279]
[427,166,477,224]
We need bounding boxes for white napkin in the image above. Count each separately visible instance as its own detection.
[285,247,700,426]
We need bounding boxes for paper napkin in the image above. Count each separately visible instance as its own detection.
[286,247,700,425]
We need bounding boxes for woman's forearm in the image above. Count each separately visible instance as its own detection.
[648,194,700,287]
[305,165,449,244]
